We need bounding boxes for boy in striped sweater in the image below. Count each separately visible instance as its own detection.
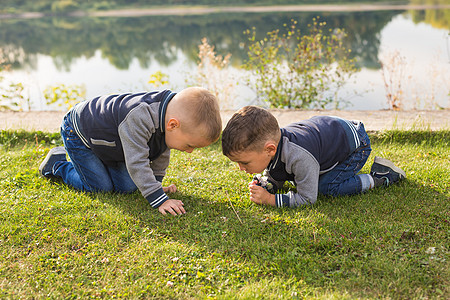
[39,87,221,215]
[222,106,405,207]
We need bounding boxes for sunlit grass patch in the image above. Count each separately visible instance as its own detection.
[0,130,448,299]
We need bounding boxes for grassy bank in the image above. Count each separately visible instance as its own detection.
[0,130,448,299]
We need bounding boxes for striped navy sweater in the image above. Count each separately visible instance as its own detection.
[70,90,176,208]
[266,116,362,207]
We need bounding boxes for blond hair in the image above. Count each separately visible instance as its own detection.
[174,87,222,142]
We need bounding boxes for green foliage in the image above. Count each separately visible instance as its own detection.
[0,129,448,298]
[51,0,79,13]
[0,82,28,111]
[0,130,62,149]
[0,54,29,111]
[43,83,86,110]
[148,70,169,87]
[91,1,115,11]
[243,18,358,108]
[410,0,450,29]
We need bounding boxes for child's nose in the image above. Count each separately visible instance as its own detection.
[238,164,246,171]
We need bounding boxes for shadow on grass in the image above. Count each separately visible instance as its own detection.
[12,167,443,298]
[87,188,330,276]
[81,172,448,296]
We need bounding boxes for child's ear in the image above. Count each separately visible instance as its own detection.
[264,142,277,156]
[166,118,180,131]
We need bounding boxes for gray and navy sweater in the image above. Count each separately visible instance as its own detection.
[70,90,176,208]
[266,116,362,207]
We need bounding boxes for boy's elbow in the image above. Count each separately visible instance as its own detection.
[290,194,317,207]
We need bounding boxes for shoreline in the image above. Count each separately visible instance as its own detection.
[1,109,448,133]
[1,4,450,19]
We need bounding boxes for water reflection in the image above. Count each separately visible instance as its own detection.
[0,11,397,69]
[0,8,449,110]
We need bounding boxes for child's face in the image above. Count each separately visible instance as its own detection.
[227,149,274,174]
[165,127,210,153]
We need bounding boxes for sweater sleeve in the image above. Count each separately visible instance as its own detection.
[118,104,169,208]
[151,147,171,182]
[275,142,320,207]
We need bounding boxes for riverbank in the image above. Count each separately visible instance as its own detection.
[1,110,448,133]
[1,3,450,19]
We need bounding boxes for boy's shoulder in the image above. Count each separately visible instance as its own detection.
[282,116,351,133]
[283,115,338,126]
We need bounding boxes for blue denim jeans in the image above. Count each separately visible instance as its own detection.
[318,123,372,197]
[53,112,137,193]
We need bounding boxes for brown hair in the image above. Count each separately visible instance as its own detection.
[222,106,280,156]
[175,87,222,142]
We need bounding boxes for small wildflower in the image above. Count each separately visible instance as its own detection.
[425,247,436,254]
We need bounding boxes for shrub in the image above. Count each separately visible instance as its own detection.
[379,50,406,110]
[51,0,79,13]
[0,51,29,111]
[43,83,86,110]
[243,18,358,109]
[92,1,114,11]
[185,38,237,110]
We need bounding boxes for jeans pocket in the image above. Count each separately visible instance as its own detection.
[64,129,79,141]
[61,123,85,151]
[61,115,79,140]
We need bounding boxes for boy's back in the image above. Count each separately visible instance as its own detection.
[281,116,361,172]
[71,90,174,165]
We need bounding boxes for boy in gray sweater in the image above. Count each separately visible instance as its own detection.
[222,106,405,207]
[39,87,222,216]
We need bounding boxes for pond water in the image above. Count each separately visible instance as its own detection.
[0,6,449,111]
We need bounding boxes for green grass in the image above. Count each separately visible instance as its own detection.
[0,129,449,299]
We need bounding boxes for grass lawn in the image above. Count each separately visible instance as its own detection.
[0,130,448,299]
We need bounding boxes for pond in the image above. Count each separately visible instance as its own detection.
[0,5,449,111]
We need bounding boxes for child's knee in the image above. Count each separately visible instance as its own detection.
[116,185,137,194]
[85,180,114,193]
[321,184,341,197]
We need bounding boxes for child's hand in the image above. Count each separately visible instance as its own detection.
[158,199,185,216]
[248,181,276,206]
[163,184,177,193]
